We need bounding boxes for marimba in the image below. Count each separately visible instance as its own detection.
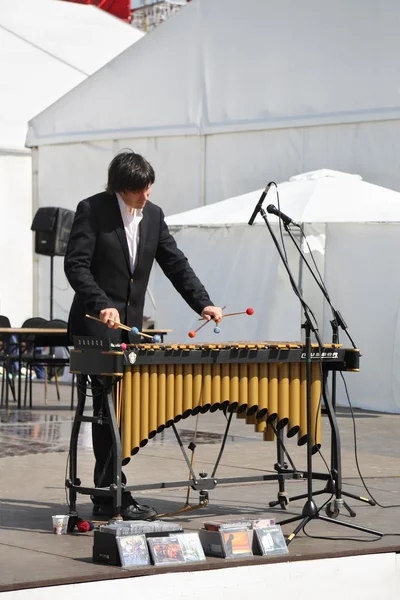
[70,340,360,462]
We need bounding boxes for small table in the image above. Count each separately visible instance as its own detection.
[0,328,68,408]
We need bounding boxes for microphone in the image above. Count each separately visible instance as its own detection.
[248,182,274,226]
[266,204,300,227]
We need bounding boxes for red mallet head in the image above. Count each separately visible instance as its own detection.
[120,342,127,351]
[246,308,254,315]
[188,330,196,338]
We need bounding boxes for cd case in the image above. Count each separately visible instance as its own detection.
[147,535,186,565]
[203,518,275,531]
[221,528,253,558]
[199,527,253,558]
[253,525,289,556]
[176,533,206,563]
[116,534,151,567]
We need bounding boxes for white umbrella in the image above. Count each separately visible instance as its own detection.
[166,169,400,227]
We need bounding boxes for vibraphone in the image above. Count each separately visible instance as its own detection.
[67,340,360,518]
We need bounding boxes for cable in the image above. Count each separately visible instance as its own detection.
[54,302,69,316]
[341,372,400,509]
[298,223,358,350]
[302,528,383,543]
[298,223,331,299]
[299,493,384,542]
[64,448,70,510]
[314,369,334,484]
[267,186,320,334]
[273,183,289,265]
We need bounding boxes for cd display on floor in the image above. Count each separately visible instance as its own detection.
[253,525,289,556]
[147,536,186,565]
[176,533,206,562]
[116,534,151,567]
[221,528,253,558]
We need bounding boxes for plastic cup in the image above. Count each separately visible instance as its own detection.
[52,514,69,535]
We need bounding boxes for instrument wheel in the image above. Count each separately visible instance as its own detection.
[325,501,340,519]
[279,498,289,510]
[278,492,289,510]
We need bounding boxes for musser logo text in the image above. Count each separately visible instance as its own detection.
[300,352,339,359]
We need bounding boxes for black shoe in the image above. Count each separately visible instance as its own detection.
[92,502,157,521]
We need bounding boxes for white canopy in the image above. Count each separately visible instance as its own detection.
[166,170,400,227]
[1,0,144,151]
[153,170,400,413]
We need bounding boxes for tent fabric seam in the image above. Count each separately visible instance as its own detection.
[26,108,400,148]
[0,23,89,77]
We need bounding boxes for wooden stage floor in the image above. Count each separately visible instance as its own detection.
[1,381,400,592]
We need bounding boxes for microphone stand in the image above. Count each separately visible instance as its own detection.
[270,222,375,518]
[255,205,381,544]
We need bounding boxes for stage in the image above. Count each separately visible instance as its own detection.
[1,381,400,597]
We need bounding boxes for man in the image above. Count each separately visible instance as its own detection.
[65,151,222,520]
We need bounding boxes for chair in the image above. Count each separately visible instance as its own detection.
[14,317,48,407]
[24,319,70,407]
[19,317,48,371]
[0,315,16,406]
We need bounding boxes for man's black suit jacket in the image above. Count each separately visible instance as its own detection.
[64,192,212,343]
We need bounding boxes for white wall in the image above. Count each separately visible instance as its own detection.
[34,119,400,224]
[3,553,400,600]
[324,223,400,413]
[204,119,400,205]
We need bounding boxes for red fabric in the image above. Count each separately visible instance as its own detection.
[63,0,132,23]
[77,518,94,532]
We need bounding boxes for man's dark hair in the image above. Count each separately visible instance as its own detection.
[106,151,155,194]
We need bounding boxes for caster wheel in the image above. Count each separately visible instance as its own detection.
[278,493,289,510]
[325,502,339,519]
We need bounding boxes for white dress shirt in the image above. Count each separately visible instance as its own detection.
[116,192,143,274]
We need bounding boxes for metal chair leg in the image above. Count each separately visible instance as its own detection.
[44,365,48,404]
[54,371,60,401]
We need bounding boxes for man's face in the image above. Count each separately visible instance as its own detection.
[121,185,151,209]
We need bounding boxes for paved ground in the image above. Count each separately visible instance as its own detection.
[1,381,400,591]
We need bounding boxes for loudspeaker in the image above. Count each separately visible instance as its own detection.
[31,207,75,257]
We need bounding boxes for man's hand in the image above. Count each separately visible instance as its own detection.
[201,306,223,324]
[99,308,121,329]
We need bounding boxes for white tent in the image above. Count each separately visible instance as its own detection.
[150,170,400,413]
[0,0,143,325]
[25,0,400,322]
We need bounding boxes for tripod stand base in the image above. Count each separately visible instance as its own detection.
[269,475,376,518]
[279,510,382,545]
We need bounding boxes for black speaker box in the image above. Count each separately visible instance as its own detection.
[31,207,75,257]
